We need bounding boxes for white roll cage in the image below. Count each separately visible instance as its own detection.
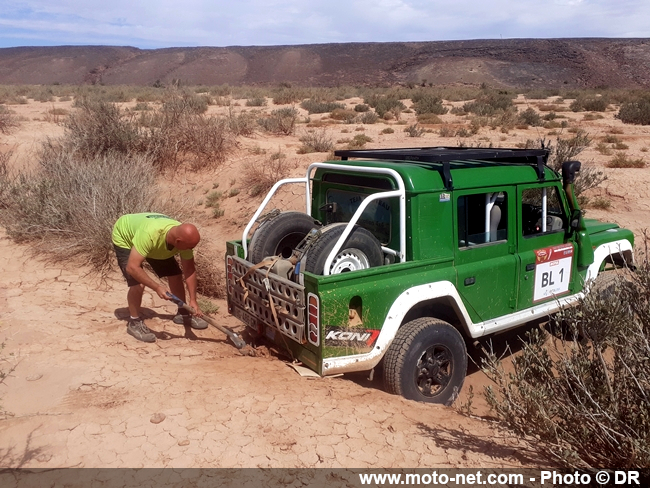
[241,162,407,275]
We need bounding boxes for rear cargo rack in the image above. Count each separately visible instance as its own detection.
[334,147,549,190]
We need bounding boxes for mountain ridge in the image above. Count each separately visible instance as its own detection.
[1,39,649,88]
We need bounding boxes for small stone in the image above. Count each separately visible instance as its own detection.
[150,413,166,424]
[178,439,190,446]
[26,374,43,381]
[36,453,52,463]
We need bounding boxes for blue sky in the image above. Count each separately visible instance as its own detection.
[1,0,649,49]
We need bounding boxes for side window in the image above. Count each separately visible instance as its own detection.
[458,192,507,248]
[521,186,566,237]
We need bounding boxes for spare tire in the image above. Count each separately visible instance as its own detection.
[248,211,321,264]
[303,223,383,275]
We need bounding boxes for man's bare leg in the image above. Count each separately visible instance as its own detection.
[127,283,145,318]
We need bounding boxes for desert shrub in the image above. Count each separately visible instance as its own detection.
[416,113,443,124]
[228,108,257,137]
[411,93,448,116]
[523,88,560,99]
[64,98,142,157]
[517,107,543,126]
[590,197,612,210]
[463,92,514,116]
[617,97,650,125]
[543,130,605,199]
[359,111,379,124]
[439,125,456,137]
[483,256,650,469]
[404,124,425,137]
[246,97,267,107]
[380,127,394,134]
[0,147,179,273]
[0,105,18,134]
[241,152,292,197]
[300,99,344,114]
[545,129,592,171]
[570,96,609,112]
[363,94,406,118]
[347,134,372,149]
[606,153,645,168]
[329,108,357,123]
[272,86,311,105]
[193,248,226,299]
[298,129,334,153]
[354,104,370,113]
[257,107,298,135]
[596,142,613,155]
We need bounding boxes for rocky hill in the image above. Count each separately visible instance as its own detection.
[1,38,650,88]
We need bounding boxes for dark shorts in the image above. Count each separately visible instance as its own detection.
[113,245,182,287]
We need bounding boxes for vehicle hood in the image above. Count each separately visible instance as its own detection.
[583,218,619,235]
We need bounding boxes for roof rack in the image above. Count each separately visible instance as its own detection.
[334,147,550,190]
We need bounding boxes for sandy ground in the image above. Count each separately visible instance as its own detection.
[0,92,648,470]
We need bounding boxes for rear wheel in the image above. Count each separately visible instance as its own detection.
[248,211,320,264]
[303,223,383,275]
[383,318,467,405]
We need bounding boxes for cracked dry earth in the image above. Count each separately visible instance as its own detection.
[0,229,537,471]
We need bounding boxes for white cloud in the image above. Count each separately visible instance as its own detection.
[0,0,649,48]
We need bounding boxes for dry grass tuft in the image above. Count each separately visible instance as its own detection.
[241,152,292,197]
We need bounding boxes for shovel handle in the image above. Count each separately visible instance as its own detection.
[165,293,247,349]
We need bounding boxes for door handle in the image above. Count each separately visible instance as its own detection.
[464,277,476,286]
[526,263,535,272]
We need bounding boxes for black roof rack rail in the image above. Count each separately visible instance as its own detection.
[334,147,550,190]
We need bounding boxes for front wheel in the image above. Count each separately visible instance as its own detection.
[383,318,467,406]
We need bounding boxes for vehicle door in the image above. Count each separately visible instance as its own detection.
[454,188,518,322]
[516,183,577,310]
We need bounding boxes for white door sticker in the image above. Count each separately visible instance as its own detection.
[533,245,574,302]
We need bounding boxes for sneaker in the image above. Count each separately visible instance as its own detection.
[173,313,208,330]
[127,318,156,343]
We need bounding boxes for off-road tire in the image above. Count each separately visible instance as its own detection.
[383,318,467,406]
[248,211,321,264]
[303,223,383,275]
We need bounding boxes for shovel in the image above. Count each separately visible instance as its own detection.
[166,292,247,349]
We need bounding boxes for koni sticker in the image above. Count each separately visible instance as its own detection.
[533,244,574,302]
[324,327,380,349]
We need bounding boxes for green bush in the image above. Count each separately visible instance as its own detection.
[300,99,344,114]
[570,96,609,112]
[257,107,298,135]
[298,129,334,153]
[483,259,650,468]
[617,98,650,125]
[463,92,514,116]
[246,97,267,107]
[363,94,406,118]
[517,107,543,127]
[404,124,425,137]
[347,134,372,149]
[411,93,448,115]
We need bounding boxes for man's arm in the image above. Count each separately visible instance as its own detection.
[180,257,203,316]
[126,248,170,300]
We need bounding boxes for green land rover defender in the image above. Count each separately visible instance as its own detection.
[226,147,634,405]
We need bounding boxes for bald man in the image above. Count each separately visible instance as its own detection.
[112,213,207,343]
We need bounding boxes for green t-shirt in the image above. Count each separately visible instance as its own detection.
[111,213,194,260]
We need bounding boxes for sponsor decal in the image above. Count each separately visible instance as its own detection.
[324,327,380,348]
